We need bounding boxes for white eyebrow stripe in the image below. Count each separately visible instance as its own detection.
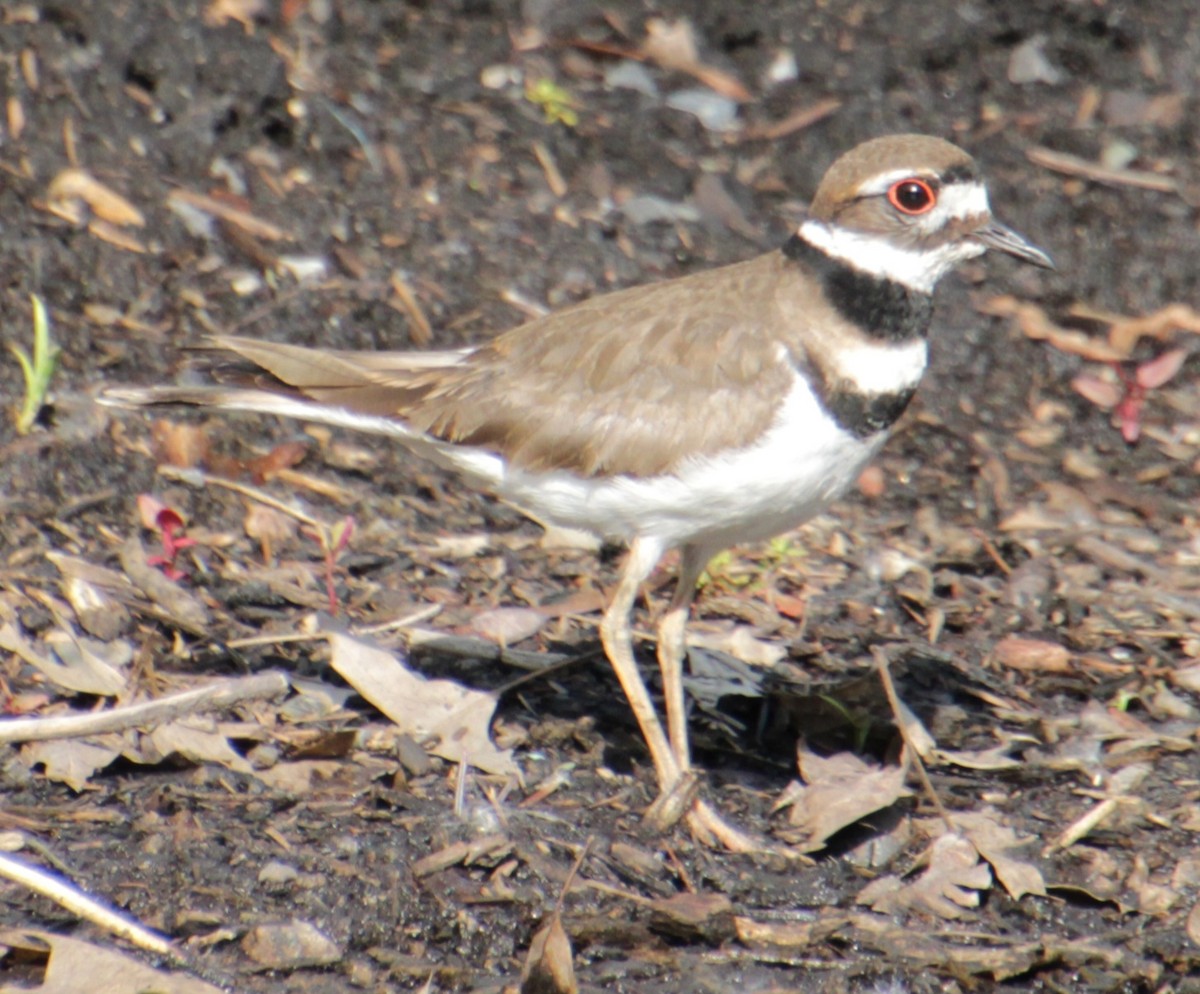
[913,182,991,236]
[935,182,990,220]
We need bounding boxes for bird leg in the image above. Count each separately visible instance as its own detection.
[599,536,681,792]
[655,543,710,773]
[602,539,801,858]
[658,545,805,859]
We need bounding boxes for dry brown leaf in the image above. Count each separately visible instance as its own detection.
[1187,900,1200,946]
[1126,853,1179,915]
[774,746,911,852]
[1071,371,1122,409]
[0,928,221,994]
[1057,846,1125,903]
[469,607,547,647]
[411,834,512,878]
[641,17,751,101]
[203,0,268,30]
[953,811,1047,900]
[7,95,26,140]
[992,635,1073,673]
[243,502,298,561]
[934,743,1023,772]
[254,759,343,794]
[1169,664,1200,693]
[978,295,1125,362]
[243,439,311,481]
[60,575,130,641]
[45,168,145,227]
[146,718,255,775]
[151,419,211,469]
[520,915,577,994]
[1080,701,1192,753]
[85,218,149,253]
[1107,302,1200,354]
[642,17,699,70]
[649,893,735,943]
[429,533,491,559]
[687,624,786,667]
[165,187,290,241]
[0,622,127,696]
[241,920,342,969]
[984,294,1200,368]
[20,737,123,791]
[118,535,212,634]
[328,632,515,775]
[892,697,936,760]
[845,911,1118,980]
[733,914,833,949]
[998,504,1071,532]
[858,832,992,919]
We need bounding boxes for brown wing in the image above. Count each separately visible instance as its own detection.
[205,251,797,478]
[399,252,798,477]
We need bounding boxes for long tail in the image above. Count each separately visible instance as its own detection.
[97,334,472,439]
[99,383,426,439]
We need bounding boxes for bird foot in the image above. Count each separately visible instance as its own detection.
[642,769,702,834]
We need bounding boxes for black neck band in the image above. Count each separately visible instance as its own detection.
[782,232,934,342]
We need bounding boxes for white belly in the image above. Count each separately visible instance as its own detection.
[446,371,885,551]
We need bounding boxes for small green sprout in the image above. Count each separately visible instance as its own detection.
[817,694,873,752]
[698,549,735,589]
[525,78,579,127]
[698,536,807,591]
[1111,687,1138,713]
[10,295,61,435]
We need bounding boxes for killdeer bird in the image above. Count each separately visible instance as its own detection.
[103,134,1052,852]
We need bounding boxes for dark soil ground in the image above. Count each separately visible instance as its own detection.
[2,1,1200,992]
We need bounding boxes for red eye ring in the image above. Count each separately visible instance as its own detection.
[887,178,936,215]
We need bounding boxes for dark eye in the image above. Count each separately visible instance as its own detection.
[887,178,936,215]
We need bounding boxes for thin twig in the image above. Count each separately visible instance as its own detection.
[1026,146,1181,195]
[872,647,953,833]
[493,648,599,695]
[0,851,176,958]
[389,269,434,346]
[531,141,568,197]
[0,671,289,746]
[740,97,841,141]
[157,465,324,532]
[557,836,593,911]
[224,604,443,649]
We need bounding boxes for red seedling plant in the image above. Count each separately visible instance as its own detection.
[301,514,355,615]
[137,494,198,581]
[1071,348,1188,444]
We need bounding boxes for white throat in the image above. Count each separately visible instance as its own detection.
[797,218,985,294]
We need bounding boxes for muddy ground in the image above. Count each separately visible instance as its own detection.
[2,1,1200,992]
